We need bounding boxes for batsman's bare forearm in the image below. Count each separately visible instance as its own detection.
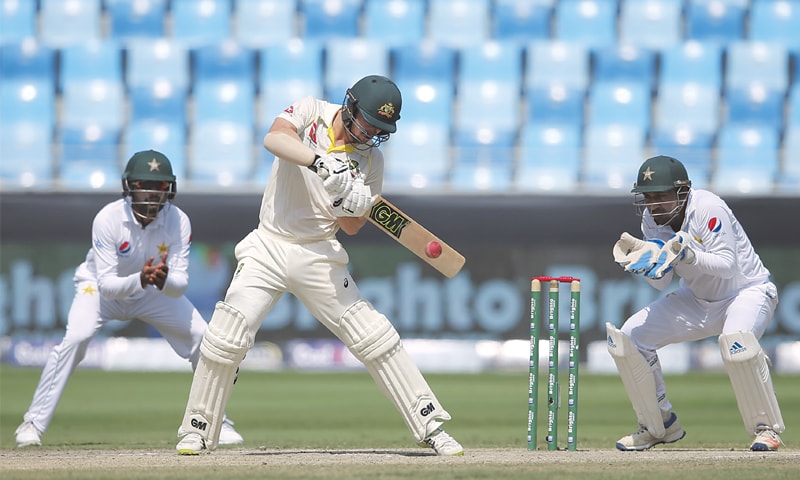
[338,216,368,235]
[263,120,316,166]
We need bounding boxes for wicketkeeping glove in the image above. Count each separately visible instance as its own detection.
[645,231,696,279]
[333,175,371,217]
[612,232,664,274]
[310,154,354,198]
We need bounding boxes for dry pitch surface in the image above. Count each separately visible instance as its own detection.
[2,447,798,468]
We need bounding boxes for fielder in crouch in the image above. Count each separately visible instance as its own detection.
[175,75,463,456]
[610,155,784,451]
[14,151,243,448]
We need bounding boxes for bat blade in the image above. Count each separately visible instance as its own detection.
[367,195,465,278]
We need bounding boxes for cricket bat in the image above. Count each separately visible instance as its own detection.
[367,195,465,278]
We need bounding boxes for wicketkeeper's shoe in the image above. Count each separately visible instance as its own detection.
[616,412,686,451]
[218,418,244,446]
[176,433,207,455]
[421,428,464,456]
[750,424,782,451]
[15,421,42,448]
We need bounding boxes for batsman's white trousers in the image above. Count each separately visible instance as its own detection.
[620,282,778,414]
[23,281,207,432]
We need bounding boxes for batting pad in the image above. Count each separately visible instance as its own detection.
[179,302,252,450]
[606,323,666,439]
[339,301,451,442]
[719,331,785,435]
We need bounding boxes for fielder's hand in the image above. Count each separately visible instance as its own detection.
[140,253,169,290]
[645,231,696,279]
[310,154,354,198]
[333,175,371,217]
[612,232,664,274]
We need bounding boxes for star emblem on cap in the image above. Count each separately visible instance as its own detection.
[148,159,161,171]
[642,166,654,181]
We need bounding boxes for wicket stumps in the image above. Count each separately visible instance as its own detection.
[527,276,581,451]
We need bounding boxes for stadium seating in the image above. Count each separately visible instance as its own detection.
[592,44,658,91]
[126,39,191,91]
[493,0,554,44]
[124,121,187,179]
[749,0,800,48]
[106,0,166,43]
[59,40,123,92]
[659,41,723,89]
[428,0,491,47]
[234,0,297,47]
[516,124,581,192]
[382,122,450,190]
[129,83,187,128]
[525,41,590,90]
[583,124,647,190]
[725,41,789,92]
[650,125,715,188]
[685,0,747,45]
[779,126,800,193]
[392,42,457,121]
[171,0,232,47]
[324,38,390,103]
[554,0,618,47]
[0,122,53,188]
[258,39,324,132]
[587,82,651,132]
[364,0,426,47]
[0,0,36,44]
[713,125,779,195]
[619,0,683,50]
[39,0,102,47]
[188,122,254,186]
[301,0,361,41]
[58,125,121,189]
[526,83,584,131]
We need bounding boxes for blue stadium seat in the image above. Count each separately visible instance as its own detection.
[654,84,719,135]
[428,0,491,48]
[193,41,256,84]
[525,41,590,90]
[526,84,584,130]
[0,80,56,129]
[724,84,785,129]
[189,122,254,186]
[749,0,800,49]
[301,0,361,40]
[713,125,779,194]
[1,40,56,86]
[619,0,682,51]
[659,41,723,89]
[397,81,453,128]
[382,122,450,190]
[789,84,800,128]
[61,81,126,132]
[258,39,324,131]
[364,0,425,47]
[0,0,36,44]
[554,0,617,47]
[391,42,456,126]
[725,41,789,92]
[234,0,297,47]
[493,0,553,44]
[59,126,121,189]
[685,0,747,45]
[516,124,581,192]
[59,40,123,92]
[124,121,187,179]
[192,41,257,125]
[129,83,187,127]
[779,125,800,193]
[592,45,658,92]
[583,124,646,190]
[106,0,166,42]
[324,38,389,103]
[587,82,651,131]
[39,0,102,47]
[126,39,191,91]
[0,122,53,188]
[171,0,232,47]
[650,125,715,188]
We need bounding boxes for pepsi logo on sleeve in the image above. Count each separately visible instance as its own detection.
[708,218,722,233]
[118,241,132,255]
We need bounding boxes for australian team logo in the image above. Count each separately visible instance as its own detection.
[369,200,410,239]
[708,217,722,233]
[377,103,395,119]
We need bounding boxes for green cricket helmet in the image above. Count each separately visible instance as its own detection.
[342,75,402,147]
[631,155,692,193]
[121,150,177,222]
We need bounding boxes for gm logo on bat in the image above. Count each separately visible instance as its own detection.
[369,199,410,239]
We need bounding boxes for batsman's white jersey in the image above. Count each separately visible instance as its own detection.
[22,198,207,432]
[258,96,384,242]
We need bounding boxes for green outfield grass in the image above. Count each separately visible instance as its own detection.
[1,366,798,479]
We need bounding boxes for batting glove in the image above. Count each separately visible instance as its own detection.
[333,176,372,217]
[310,154,354,198]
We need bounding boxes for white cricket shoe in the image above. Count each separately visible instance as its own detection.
[422,428,464,456]
[750,424,782,451]
[15,421,42,448]
[176,433,207,455]
[616,412,686,451]
[218,418,244,446]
